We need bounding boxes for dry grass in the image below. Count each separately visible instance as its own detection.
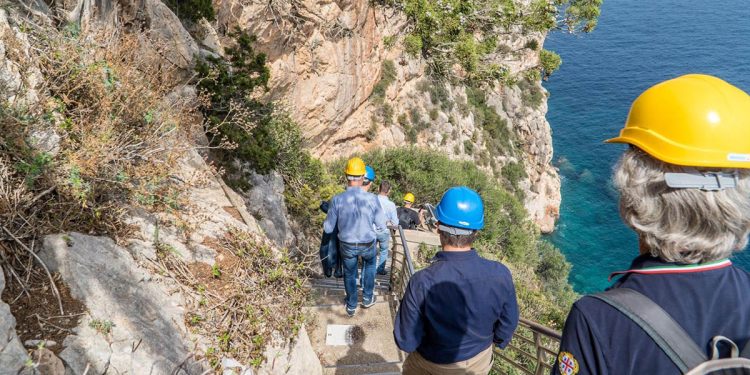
[0,21,198,334]
[153,228,309,370]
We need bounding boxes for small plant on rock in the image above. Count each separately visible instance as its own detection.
[89,319,115,335]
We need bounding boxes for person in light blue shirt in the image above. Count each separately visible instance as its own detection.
[323,158,387,316]
[375,180,398,275]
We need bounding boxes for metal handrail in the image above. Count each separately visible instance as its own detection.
[388,228,561,375]
[389,225,415,302]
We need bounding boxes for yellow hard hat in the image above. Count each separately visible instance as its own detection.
[606,74,750,168]
[403,192,415,203]
[345,157,366,176]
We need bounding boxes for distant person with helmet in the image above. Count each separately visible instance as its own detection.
[375,180,399,275]
[323,157,387,317]
[397,192,422,230]
[394,186,519,374]
[362,165,375,192]
[553,75,750,375]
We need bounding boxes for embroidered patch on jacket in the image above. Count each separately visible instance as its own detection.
[558,351,579,375]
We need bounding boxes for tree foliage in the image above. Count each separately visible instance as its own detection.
[380,0,601,82]
[195,32,338,234]
[539,49,563,79]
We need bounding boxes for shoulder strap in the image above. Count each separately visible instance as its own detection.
[591,288,708,372]
[741,340,750,359]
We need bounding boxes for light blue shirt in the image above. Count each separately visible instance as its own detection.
[376,194,398,231]
[324,187,386,243]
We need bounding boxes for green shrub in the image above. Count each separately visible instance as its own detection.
[383,35,397,49]
[397,113,409,127]
[525,39,539,51]
[502,161,527,200]
[366,120,378,141]
[429,108,439,121]
[403,34,423,57]
[518,78,544,109]
[371,60,397,104]
[380,102,395,126]
[463,140,474,154]
[465,86,514,156]
[384,0,600,82]
[539,49,562,79]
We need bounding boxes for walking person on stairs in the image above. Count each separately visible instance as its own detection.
[323,157,387,317]
[553,75,750,375]
[394,186,519,374]
[375,180,398,275]
[398,192,422,230]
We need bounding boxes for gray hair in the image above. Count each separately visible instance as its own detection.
[614,148,750,263]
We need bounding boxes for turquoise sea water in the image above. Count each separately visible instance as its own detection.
[542,0,750,293]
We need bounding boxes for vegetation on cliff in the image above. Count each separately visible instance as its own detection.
[0,18,313,370]
[195,31,339,239]
[378,0,601,82]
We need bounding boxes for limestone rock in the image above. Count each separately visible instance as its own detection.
[0,267,31,375]
[40,233,207,374]
[196,18,224,56]
[0,8,43,106]
[258,326,322,375]
[125,148,264,265]
[23,339,57,348]
[57,0,199,70]
[243,172,295,248]
[29,348,65,375]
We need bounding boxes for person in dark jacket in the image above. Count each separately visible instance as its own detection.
[397,192,421,230]
[394,186,519,374]
[553,74,750,375]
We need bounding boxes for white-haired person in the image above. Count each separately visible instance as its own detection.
[553,74,750,375]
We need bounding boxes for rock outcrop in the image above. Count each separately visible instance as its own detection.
[0,268,31,375]
[243,171,296,248]
[40,233,206,374]
[215,0,561,231]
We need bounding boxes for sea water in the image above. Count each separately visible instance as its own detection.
[543,0,750,293]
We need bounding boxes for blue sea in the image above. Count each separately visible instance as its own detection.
[543,0,750,293]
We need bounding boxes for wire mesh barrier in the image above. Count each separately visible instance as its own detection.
[389,227,562,375]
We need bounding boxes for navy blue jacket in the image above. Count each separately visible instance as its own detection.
[394,249,519,364]
[553,255,750,375]
[319,200,342,278]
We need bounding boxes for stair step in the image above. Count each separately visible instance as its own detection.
[323,361,403,375]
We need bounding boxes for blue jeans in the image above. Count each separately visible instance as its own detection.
[375,231,390,274]
[340,241,377,310]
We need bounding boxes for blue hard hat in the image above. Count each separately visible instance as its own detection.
[364,165,376,182]
[435,186,484,231]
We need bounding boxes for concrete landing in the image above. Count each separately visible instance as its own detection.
[307,277,404,375]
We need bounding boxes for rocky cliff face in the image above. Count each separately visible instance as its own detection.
[0,2,319,373]
[214,0,560,232]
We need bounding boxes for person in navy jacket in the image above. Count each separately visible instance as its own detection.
[553,75,750,375]
[394,186,519,374]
